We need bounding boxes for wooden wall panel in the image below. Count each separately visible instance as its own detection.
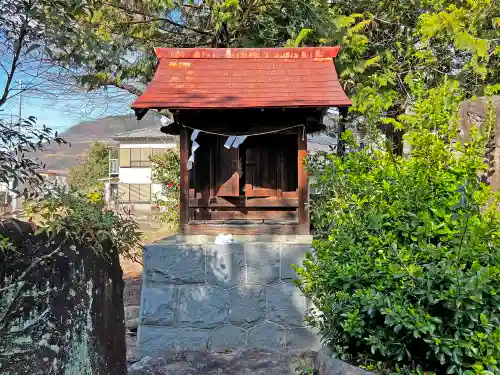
[245,147,274,197]
[182,223,308,236]
[189,197,298,208]
[215,137,240,197]
[182,129,307,234]
[192,208,298,221]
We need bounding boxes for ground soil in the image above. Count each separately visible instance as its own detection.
[124,277,142,361]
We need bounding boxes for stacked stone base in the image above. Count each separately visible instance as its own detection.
[136,235,320,357]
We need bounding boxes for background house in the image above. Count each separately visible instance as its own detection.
[39,170,69,192]
[0,183,10,215]
[112,127,177,212]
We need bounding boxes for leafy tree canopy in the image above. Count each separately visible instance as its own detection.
[3,0,498,136]
[48,0,333,96]
[67,141,112,192]
[0,116,66,214]
[28,0,496,142]
[327,0,500,137]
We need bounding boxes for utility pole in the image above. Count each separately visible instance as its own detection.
[18,80,22,123]
[107,147,112,207]
[12,81,22,211]
[4,114,13,205]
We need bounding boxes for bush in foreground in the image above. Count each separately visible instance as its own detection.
[296,82,500,374]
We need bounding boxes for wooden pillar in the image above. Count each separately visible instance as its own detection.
[179,126,189,232]
[297,127,309,234]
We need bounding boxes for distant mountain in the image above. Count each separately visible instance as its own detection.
[60,113,164,141]
[38,113,165,170]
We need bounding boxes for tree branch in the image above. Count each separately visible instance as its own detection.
[109,3,214,37]
[0,23,28,107]
[102,77,144,96]
[182,3,204,9]
[0,61,9,75]
[122,17,213,36]
[231,0,257,39]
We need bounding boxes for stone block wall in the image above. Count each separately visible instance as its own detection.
[136,235,320,357]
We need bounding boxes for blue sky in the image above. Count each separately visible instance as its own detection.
[0,74,135,132]
[0,4,186,132]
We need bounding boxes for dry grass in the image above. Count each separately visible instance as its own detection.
[121,219,174,278]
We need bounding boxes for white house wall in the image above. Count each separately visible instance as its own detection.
[118,140,176,184]
[151,184,163,195]
[119,167,152,184]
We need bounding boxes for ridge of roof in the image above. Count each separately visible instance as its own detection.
[154,47,340,60]
[113,126,173,140]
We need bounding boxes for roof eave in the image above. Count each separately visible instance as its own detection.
[132,102,352,111]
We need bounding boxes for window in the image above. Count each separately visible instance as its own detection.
[118,184,152,203]
[109,159,119,175]
[119,148,130,167]
[119,148,152,167]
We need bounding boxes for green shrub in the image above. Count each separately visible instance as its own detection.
[150,148,180,231]
[296,82,500,374]
[27,189,142,262]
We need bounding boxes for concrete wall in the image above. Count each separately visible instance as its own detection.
[136,235,320,357]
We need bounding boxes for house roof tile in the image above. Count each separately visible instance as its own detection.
[113,126,176,141]
[131,47,352,110]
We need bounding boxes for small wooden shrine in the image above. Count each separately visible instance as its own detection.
[132,47,351,235]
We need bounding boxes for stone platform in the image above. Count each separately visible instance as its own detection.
[136,235,320,358]
[128,350,316,375]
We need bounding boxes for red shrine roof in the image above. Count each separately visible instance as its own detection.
[131,47,352,110]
